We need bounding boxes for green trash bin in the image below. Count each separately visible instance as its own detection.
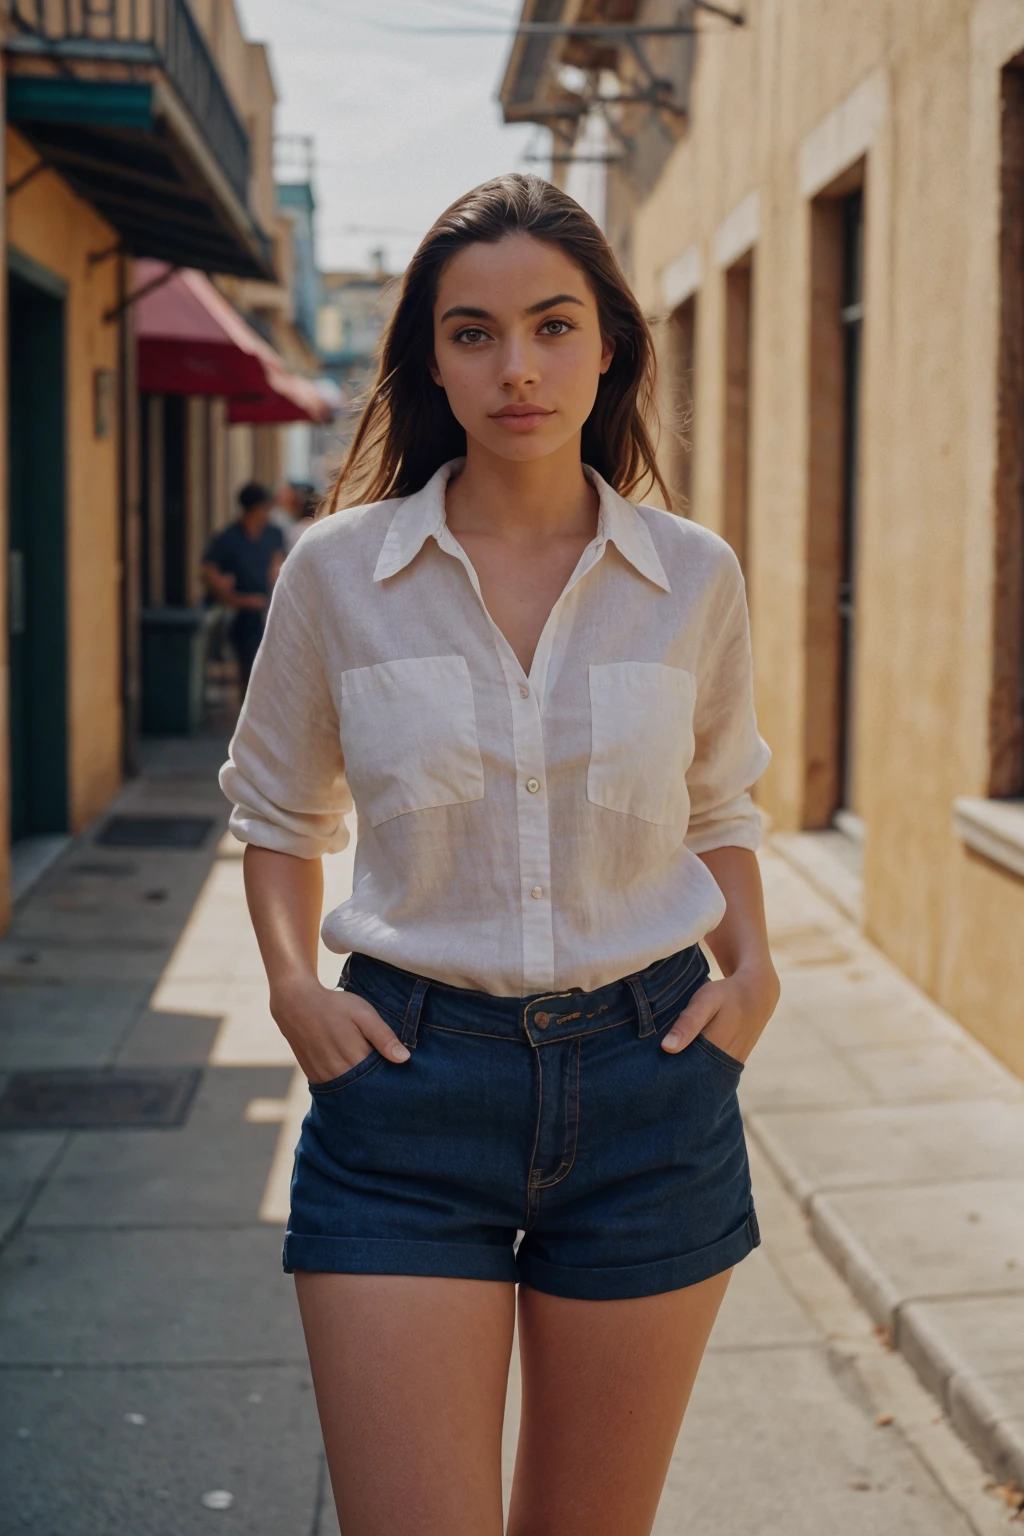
[141,606,215,736]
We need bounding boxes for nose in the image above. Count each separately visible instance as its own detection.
[497,333,539,392]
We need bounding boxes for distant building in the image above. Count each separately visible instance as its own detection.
[317,259,399,454]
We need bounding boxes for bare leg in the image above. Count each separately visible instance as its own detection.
[295,1273,515,1536]
[507,1268,732,1536]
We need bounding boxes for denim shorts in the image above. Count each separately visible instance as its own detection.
[284,945,759,1301]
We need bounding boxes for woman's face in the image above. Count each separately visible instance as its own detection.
[430,233,614,464]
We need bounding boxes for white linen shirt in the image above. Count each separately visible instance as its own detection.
[220,460,770,997]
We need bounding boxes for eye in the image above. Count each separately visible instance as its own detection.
[453,326,490,345]
[539,318,575,335]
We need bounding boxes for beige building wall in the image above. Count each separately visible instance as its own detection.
[626,0,1024,1075]
[4,130,123,859]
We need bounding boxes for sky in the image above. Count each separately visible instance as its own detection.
[234,0,551,275]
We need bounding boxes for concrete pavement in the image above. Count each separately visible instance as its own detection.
[0,736,1020,1533]
[748,848,1024,1496]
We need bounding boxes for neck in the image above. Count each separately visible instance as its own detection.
[444,435,598,542]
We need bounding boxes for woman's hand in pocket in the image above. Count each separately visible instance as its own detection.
[269,974,411,1084]
[660,962,780,1065]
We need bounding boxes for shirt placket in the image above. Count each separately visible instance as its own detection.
[437,526,607,993]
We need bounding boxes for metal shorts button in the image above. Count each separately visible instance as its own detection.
[534,1011,550,1029]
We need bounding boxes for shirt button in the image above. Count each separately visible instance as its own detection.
[531,886,543,899]
[526,777,540,794]
[519,685,529,699]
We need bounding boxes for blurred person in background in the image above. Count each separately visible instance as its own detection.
[271,478,317,555]
[221,175,778,1536]
[201,481,283,698]
[285,481,318,554]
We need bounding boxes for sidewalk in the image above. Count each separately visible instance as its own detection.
[0,738,1020,1533]
[749,847,1024,1494]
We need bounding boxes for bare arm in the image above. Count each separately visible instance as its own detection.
[201,562,268,612]
[243,844,411,1082]
[661,846,779,1063]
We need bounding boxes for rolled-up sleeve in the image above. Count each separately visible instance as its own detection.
[219,551,352,859]
[684,554,771,855]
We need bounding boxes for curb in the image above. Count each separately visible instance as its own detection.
[749,1120,1024,1492]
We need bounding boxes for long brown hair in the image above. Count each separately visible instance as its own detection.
[324,173,669,512]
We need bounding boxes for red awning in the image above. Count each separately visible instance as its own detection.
[135,261,332,425]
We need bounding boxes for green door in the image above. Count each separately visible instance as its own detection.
[7,265,68,842]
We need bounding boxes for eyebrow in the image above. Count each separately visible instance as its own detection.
[439,293,586,323]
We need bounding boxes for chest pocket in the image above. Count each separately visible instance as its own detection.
[340,655,485,827]
[587,663,696,826]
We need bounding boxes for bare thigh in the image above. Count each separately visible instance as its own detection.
[508,1268,733,1536]
[295,1272,515,1536]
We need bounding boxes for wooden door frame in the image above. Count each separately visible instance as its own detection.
[6,249,69,840]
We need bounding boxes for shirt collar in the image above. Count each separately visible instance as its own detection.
[373,457,671,594]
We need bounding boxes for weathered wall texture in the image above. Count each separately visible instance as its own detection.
[5,128,123,840]
[627,0,1024,1074]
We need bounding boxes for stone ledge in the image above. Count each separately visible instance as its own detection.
[953,796,1024,881]
[770,830,864,925]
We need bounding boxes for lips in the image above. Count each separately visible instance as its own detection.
[490,403,554,418]
[489,404,555,431]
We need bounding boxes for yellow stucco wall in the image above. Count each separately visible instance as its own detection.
[5,128,123,842]
[628,0,1024,1075]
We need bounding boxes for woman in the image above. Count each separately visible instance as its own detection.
[222,174,778,1536]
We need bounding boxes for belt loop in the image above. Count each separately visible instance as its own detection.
[624,974,655,1039]
[401,977,430,1050]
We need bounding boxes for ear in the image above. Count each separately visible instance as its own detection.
[599,336,615,375]
[427,353,444,387]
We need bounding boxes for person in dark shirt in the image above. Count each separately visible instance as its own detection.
[202,482,284,698]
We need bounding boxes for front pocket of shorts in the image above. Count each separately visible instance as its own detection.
[693,1033,744,1074]
[587,663,696,825]
[308,1048,384,1094]
[339,655,485,826]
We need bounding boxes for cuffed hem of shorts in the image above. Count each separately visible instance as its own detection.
[282,1233,519,1282]
[517,1209,760,1301]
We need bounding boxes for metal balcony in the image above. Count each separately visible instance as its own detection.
[6,0,272,278]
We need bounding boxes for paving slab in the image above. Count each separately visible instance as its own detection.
[0,1200,24,1245]
[0,1364,321,1536]
[0,1227,305,1365]
[841,1039,1024,1103]
[900,1295,1024,1381]
[115,1009,222,1068]
[791,985,960,1050]
[704,1243,819,1351]
[653,1345,975,1536]
[895,1294,1024,1483]
[0,1132,65,1205]
[0,983,152,1070]
[27,1068,292,1229]
[751,1101,1024,1203]
[740,1010,873,1111]
[810,1181,1024,1327]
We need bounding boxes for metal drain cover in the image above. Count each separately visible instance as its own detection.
[96,816,214,850]
[0,1069,203,1129]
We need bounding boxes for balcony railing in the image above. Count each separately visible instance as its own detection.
[8,0,251,208]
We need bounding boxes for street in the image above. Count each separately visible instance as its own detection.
[0,735,1019,1535]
